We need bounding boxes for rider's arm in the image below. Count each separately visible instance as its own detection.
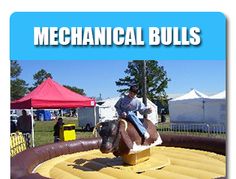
[138,101,152,115]
[115,98,123,117]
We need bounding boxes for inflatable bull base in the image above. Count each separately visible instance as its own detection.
[122,148,150,165]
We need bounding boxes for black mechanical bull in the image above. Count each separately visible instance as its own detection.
[94,119,160,156]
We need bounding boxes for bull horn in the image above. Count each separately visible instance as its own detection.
[119,119,128,131]
[92,122,103,136]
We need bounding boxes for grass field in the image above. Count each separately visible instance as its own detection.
[34,118,93,146]
[157,122,226,139]
[34,116,226,147]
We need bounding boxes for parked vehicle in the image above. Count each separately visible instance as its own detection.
[78,107,99,131]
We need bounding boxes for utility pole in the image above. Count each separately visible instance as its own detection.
[142,60,147,118]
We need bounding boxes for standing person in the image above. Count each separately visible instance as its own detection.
[17,109,32,148]
[160,108,166,123]
[10,121,17,133]
[115,85,152,140]
[53,117,64,142]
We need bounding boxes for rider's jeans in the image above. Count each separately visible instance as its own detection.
[126,111,147,136]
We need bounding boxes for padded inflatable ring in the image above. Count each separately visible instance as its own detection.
[11,134,225,179]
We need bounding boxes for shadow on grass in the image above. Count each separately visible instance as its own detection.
[75,129,86,132]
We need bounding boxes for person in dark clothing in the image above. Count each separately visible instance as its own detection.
[17,110,32,134]
[17,109,33,148]
[10,121,17,133]
[160,108,166,123]
[53,117,64,142]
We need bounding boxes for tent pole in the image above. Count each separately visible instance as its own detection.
[142,60,148,119]
[93,106,97,137]
[31,107,35,147]
[76,107,79,128]
[203,100,205,122]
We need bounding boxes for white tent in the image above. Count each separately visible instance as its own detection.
[168,89,226,132]
[169,89,208,123]
[172,89,208,101]
[204,90,226,125]
[209,90,226,99]
[98,97,120,121]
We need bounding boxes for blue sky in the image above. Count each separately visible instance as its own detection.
[17,60,226,99]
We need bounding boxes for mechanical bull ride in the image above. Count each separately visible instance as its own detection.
[94,118,162,165]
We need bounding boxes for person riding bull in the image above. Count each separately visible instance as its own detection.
[115,85,152,140]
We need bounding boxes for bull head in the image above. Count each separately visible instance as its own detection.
[94,120,120,153]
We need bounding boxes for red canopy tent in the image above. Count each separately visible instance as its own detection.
[11,78,96,146]
[11,77,96,109]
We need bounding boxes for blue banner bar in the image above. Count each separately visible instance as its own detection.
[10,12,226,60]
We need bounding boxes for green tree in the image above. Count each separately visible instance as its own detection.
[63,85,86,95]
[11,60,22,78]
[28,69,53,91]
[33,69,52,87]
[11,79,28,100]
[115,60,170,105]
[10,61,28,101]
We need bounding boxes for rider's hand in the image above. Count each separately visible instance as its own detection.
[121,112,127,118]
[147,108,152,114]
